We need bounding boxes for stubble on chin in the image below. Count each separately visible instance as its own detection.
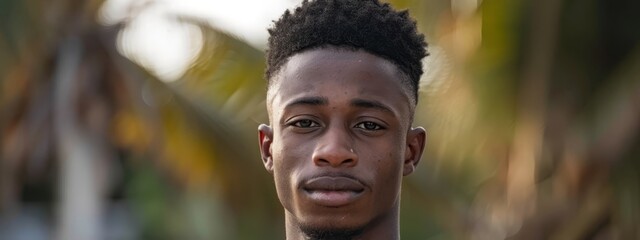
[299,224,363,240]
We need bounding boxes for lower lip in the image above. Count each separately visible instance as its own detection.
[305,190,362,207]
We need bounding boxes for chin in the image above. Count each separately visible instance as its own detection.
[304,215,363,229]
[298,205,370,228]
[299,221,364,240]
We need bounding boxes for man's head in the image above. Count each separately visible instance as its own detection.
[258,0,428,239]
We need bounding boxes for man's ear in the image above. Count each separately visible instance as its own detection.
[258,124,274,174]
[403,127,426,176]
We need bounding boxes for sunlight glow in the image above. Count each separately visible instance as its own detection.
[99,0,301,81]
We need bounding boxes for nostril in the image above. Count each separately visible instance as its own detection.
[313,151,358,167]
[315,158,331,166]
[341,159,357,168]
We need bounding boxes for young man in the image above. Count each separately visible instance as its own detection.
[257,0,428,239]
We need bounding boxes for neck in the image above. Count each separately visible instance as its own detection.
[284,207,400,240]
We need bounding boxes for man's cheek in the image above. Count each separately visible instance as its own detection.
[273,165,293,208]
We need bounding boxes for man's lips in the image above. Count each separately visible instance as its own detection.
[302,176,365,207]
[304,176,365,192]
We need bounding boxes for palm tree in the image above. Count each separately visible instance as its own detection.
[0,0,275,239]
[391,0,640,239]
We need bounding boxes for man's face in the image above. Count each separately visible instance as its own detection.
[259,48,425,233]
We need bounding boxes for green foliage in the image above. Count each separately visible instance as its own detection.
[1,0,638,239]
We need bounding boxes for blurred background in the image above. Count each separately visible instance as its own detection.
[1,0,639,239]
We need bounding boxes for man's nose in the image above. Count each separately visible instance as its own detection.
[312,126,358,168]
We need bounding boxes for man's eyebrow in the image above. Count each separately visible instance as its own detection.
[350,99,394,114]
[284,96,329,108]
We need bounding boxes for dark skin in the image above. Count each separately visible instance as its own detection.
[258,48,426,240]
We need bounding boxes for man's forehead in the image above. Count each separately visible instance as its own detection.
[265,48,416,124]
[267,48,414,107]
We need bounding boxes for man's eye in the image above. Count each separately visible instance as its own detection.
[355,121,383,130]
[292,119,319,128]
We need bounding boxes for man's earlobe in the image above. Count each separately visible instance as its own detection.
[403,127,426,176]
[258,124,274,173]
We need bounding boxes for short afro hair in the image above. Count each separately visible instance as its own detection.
[266,0,428,102]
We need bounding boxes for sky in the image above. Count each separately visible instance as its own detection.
[99,0,302,81]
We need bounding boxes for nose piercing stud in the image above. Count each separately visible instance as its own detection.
[350,148,354,153]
